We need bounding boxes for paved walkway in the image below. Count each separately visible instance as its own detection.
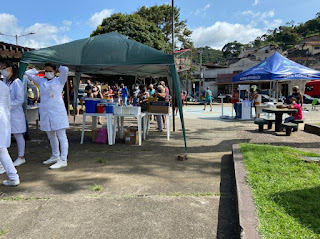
[0,104,319,238]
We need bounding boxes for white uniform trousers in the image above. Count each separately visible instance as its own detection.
[0,148,19,181]
[13,133,25,157]
[46,129,68,161]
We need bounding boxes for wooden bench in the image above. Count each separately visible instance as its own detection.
[264,119,275,129]
[254,119,268,132]
[292,119,304,132]
[282,123,298,136]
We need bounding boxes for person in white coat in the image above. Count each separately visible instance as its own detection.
[0,80,20,186]
[25,63,69,169]
[1,62,27,167]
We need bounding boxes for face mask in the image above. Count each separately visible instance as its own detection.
[45,72,55,79]
[1,69,9,78]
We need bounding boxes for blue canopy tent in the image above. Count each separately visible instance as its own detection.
[232,51,320,103]
[232,51,320,82]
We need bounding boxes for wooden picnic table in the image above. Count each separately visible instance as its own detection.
[262,108,298,132]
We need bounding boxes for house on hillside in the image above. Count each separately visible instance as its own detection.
[238,45,282,61]
[286,35,320,70]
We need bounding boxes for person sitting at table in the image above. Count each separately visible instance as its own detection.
[284,97,303,123]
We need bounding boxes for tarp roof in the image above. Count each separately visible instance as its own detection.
[21,32,173,77]
[20,32,187,156]
[232,51,320,82]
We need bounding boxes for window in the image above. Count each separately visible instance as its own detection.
[233,70,242,74]
[314,47,320,50]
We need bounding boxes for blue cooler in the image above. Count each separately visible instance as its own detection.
[85,98,101,113]
[106,105,114,114]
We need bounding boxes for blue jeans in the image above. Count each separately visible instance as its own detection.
[284,116,295,123]
[122,97,127,106]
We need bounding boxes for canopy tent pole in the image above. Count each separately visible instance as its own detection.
[74,71,81,126]
[231,83,234,118]
[269,81,272,101]
[169,65,187,158]
[172,0,176,132]
[66,78,70,116]
[276,81,279,102]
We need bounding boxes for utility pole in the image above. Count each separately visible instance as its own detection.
[0,32,35,46]
[199,51,203,101]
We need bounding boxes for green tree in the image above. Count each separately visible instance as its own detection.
[222,41,244,58]
[91,13,167,50]
[135,4,193,50]
[192,46,224,64]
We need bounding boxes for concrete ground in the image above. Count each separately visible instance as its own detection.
[1,104,320,238]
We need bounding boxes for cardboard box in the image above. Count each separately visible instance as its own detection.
[148,101,170,114]
[92,129,98,143]
[125,128,139,144]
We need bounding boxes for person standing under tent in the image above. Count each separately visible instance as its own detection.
[231,89,239,118]
[203,87,213,111]
[0,62,26,167]
[120,84,129,106]
[92,84,103,125]
[113,83,121,104]
[160,81,169,129]
[291,86,303,107]
[155,85,166,132]
[253,89,262,118]
[148,84,155,97]
[25,63,69,169]
[0,79,20,186]
[80,80,92,111]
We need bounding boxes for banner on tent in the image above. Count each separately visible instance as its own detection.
[170,49,192,72]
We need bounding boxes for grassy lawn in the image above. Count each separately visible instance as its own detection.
[241,144,320,239]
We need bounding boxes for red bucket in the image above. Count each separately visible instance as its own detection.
[97,103,106,113]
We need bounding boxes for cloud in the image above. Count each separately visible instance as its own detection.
[263,19,283,30]
[195,4,211,16]
[0,13,22,36]
[88,9,114,28]
[0,13,72,48]
[252,0,259,6]
[241,10,275,20]
[191,22,264,49]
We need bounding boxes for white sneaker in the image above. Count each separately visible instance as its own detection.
[0,166,5,175]
[49,160,67,169]
[13,158,26,167]
[3,179,20,187]
[43,156,60,165]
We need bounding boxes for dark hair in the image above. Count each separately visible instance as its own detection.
[256,89,260,93]
[291,97,297,102]
[2,61,19,85]
[139,84,146,92]
[44,62,56,71]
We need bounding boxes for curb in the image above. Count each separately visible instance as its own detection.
[232,144,261,239]
[304,123,320,136]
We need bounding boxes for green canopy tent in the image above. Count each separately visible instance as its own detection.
[19,32,187,156]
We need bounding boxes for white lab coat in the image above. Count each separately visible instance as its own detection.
[0,81,11,148]
[8,78,26,134]
[25,66,69,131]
